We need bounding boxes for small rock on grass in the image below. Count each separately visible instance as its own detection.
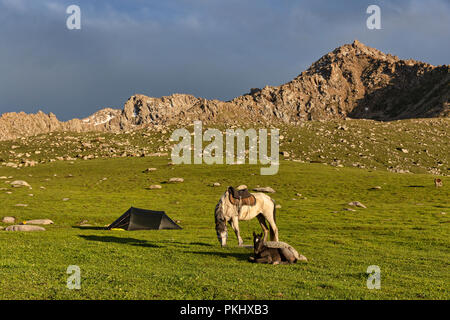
[212,182,221,187]
[23,219,54,225]
[169,177,184,183]
[348,201,367,208]
[2,216,15,224]
[5,225,45,232]
[148,185,162,189]
[10,180,31,188]
[253,187,276,193]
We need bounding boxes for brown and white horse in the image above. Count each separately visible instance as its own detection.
[214,189,278,247]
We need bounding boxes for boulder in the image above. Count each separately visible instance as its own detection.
[2,216,15,224]
[23,219,54,225]
[10,180,31,188]
[253,187,276,193]
[5,225,45,232]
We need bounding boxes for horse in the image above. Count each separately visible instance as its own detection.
[248,232,304,265]
[214,187,278,247]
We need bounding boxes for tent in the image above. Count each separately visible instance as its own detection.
[107,207,182,231]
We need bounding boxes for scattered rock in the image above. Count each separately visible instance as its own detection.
[253,187,276,193]
[62,198,70,201]
[212,182,221,187]
[169,177,184,183]
[396,148,409,153]
[2,216,15,224]
[143,168,157,173]
[15,204,28,207]
[348,201,367,208]
[23,219,54,225]
[343,208,356,211]
[148,185,162,189]
[10,180,31,188]
[5,225,45,232]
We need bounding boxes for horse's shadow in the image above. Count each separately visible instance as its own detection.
[186,250,251,261]
[78,235,162,248]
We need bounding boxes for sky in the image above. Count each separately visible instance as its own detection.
[0,0,449,120]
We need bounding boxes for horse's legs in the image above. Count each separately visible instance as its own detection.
[265,215,279,241]
[230,216,244,246]
[256,214,270,242]
[254,257,271,264]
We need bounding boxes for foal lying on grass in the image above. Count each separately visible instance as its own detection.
[248,232,307,265]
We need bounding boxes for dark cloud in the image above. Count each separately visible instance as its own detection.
[0,0,448,120]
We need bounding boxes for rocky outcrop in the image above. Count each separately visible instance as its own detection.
[230,40,449,122]
[0,40,448,140]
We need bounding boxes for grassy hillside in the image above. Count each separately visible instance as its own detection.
[1,118,449,176]
[0,157,448,299]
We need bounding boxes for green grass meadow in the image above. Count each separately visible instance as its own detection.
[0,157,448,299]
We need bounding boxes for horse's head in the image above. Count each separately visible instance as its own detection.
[215,199,228,247]
[253,232,264,254]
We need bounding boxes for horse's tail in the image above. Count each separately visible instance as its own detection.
[270,199,277,240]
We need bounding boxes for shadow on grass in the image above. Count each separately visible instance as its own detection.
[187,250,251,261]
[79,235,162,248]
[150,240,215,247]
[72,226,106,230]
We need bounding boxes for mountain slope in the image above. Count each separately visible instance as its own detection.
[0,40,448,140]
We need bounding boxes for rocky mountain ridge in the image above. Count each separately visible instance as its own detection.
[1,40,448,141]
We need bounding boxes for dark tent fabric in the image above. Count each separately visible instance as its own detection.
[107,207,182,231]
